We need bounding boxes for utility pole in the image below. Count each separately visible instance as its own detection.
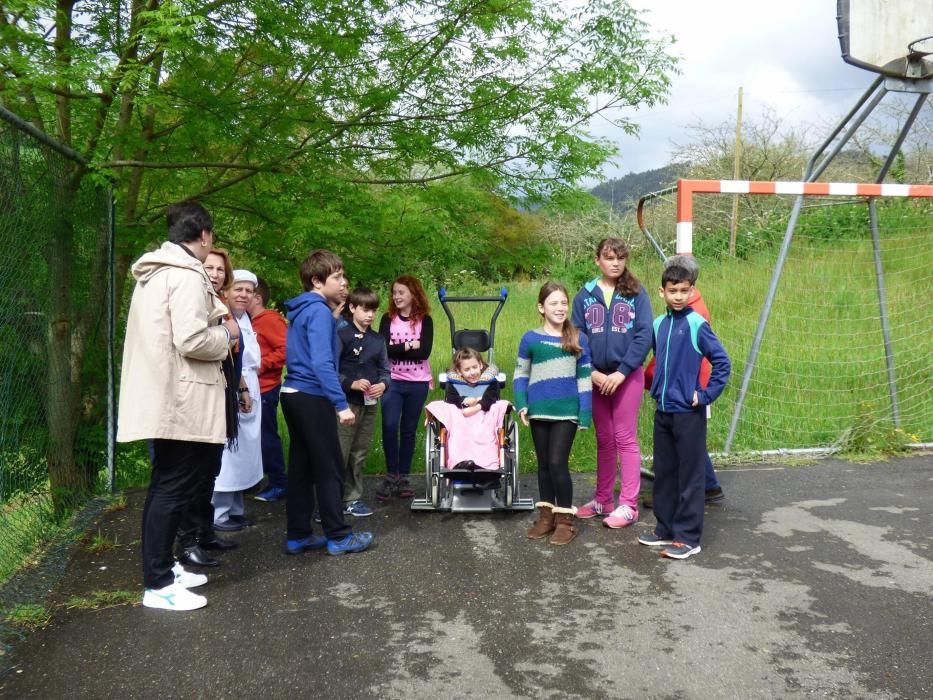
[729,86,743,256]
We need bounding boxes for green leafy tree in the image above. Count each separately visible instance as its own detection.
[1,0,677,503]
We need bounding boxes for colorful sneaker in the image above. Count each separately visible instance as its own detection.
[344,500,373,517]
[576,500,612,519]
[255,486,287,502]
[285,534,328,555]
[661,541,701,560]
[396,476,414,499]
[172,562,207,589]
[637,531,674,547]
[327,532,374,556]
[603,504,638,529]
[142,582,207,611]
[705,487,725,503]
[375,474,398,502]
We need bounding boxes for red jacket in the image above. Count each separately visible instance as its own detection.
[644,286,712,390]
[251,308,288,393]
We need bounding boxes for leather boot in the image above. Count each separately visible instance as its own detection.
[549,508,577,546]
[527,502,555,539]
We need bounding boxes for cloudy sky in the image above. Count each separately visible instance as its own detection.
[594,0,882,178]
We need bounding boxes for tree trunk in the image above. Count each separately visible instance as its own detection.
[42,163,113,514]
[44,177,86,513]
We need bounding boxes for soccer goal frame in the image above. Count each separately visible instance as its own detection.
[648,178,933,454]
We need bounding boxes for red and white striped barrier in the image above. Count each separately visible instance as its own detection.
[675,179,933,254]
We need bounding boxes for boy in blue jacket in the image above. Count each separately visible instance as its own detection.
[639,263,731,560]
[281,250,373,556]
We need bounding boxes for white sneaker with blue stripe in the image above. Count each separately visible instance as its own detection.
[142,582,207,611]
[172,562,207,589]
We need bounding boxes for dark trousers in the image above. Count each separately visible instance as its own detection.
[175,445,223,550]
[260,385,288,489]
[529,419,577,508]
[652,409,706,547]
[380,380,430,475]
[143,439,221,589]
[281,391,351,541]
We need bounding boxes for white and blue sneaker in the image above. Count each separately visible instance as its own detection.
[142,582,207,611]
[172,562,208,589]
[344,500,373,517]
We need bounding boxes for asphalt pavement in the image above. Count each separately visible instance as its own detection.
[1,454,930,699]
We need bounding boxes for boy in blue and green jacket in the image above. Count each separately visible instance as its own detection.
[639,263,731,560]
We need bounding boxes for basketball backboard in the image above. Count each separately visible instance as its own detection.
[837,0,932,79]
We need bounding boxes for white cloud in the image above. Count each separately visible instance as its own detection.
[592,0,879,177]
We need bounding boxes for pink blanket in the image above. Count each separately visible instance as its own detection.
[425,400,511,470]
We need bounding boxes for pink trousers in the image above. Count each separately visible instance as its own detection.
[592,365,644,508]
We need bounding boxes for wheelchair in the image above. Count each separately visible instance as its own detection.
[411,288,534,513]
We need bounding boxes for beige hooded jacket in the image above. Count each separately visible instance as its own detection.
[117,241,231,444]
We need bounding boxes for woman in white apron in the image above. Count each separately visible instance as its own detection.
[213,269,264,529]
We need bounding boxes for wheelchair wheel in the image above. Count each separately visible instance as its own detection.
[425,420,445,502]
[503,477,514,508]
[500,417,518,508]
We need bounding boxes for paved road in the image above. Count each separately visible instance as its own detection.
[1,455,931,699]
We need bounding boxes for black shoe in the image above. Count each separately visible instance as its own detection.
[229,514,254,527]
[705,487,725,503]
[198,535,238,551]
[178,545,220,568]
[213,519,245,532]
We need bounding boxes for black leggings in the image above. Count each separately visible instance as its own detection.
[530,419,577,508]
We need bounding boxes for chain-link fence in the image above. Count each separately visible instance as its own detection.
[0,107,114,586]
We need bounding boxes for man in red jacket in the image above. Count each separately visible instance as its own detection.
[249,278,289,501]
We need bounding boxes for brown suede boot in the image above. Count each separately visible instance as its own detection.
[549,508,577,546]
[527,502,555,540]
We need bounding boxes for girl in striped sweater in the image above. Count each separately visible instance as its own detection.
[514,282,593,545]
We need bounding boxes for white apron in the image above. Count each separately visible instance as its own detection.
[214,312,263,492]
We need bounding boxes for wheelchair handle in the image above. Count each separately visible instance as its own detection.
[437,287,508,365]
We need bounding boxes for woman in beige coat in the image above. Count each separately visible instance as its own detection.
[118,201,239,611]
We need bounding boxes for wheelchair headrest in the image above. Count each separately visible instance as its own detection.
[453,329,490,353]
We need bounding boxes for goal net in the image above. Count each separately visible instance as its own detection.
[636,179,933,456]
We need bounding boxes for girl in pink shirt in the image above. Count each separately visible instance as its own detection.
[377,275,434,500]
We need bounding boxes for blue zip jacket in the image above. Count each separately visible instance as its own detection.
[572,279,653,375]
[282,292,349,411]
[650,307,731,413]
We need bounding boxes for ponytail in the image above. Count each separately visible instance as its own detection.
[560,319,583,356]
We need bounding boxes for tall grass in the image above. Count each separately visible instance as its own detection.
[360,202,931,474]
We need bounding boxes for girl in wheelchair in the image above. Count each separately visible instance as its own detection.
[425,347,510,474]
[444,348,500,417]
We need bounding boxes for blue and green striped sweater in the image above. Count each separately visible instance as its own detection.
[513,329,593,428]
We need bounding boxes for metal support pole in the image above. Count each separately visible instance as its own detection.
[867,199,900,427]
[724,76,912,452]
[107,192,116,492]
[807,82,887,180]
[863,92,927,431]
